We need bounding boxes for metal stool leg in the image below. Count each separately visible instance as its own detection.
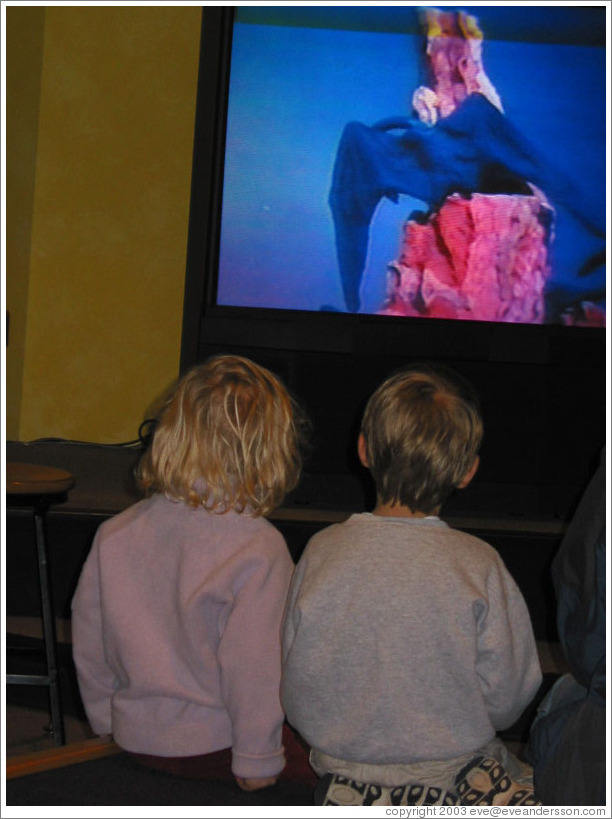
[6,462,74,747]
[34,506,65,746]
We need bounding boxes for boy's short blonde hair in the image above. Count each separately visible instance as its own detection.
[138,355,307,516]
[360,364,483,515]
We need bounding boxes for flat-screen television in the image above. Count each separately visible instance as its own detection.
[181,5,607,520]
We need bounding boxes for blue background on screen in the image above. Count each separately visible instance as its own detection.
[216,7,606,320]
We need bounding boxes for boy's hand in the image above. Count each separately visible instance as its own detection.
[235,775,278,791]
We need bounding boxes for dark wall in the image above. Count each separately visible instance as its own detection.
[195,327,606,524]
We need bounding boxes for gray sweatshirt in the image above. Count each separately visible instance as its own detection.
[281,513,542,765]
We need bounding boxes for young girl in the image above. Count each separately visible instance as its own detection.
[72,355,311,792]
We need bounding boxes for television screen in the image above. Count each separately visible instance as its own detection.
[214,5,606,327]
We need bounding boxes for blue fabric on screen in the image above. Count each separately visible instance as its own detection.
[329,93,604,313]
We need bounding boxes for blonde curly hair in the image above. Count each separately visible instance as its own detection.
[137,355,307,516]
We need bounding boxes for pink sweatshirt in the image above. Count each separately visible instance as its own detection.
[71,493,294,779]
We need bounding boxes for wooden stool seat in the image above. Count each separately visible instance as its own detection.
[6,461,76,746]
[7,462,75,496]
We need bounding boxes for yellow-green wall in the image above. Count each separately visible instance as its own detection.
[6,5,202,443]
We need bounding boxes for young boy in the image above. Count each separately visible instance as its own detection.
[281,363,543,806]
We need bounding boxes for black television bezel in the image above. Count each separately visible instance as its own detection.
[180,6,605,375]
[180,7,606,522]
